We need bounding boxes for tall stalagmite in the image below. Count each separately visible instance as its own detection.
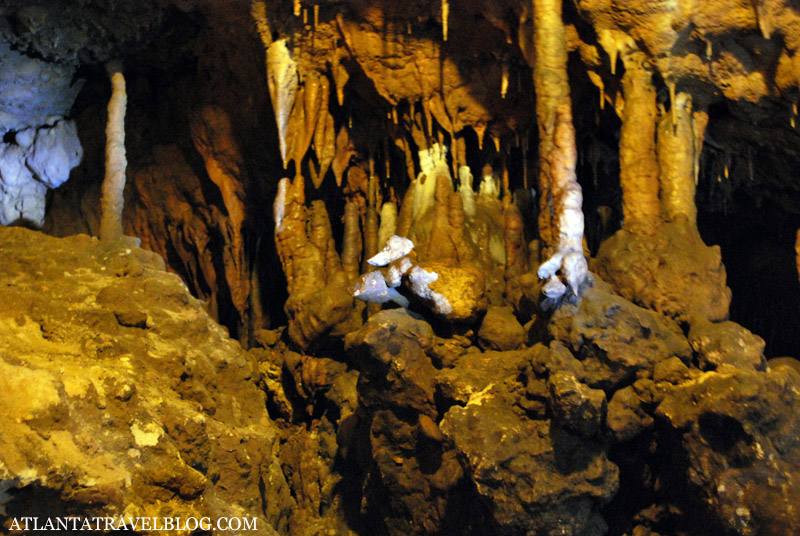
[619,50,660,232]
[532,0,589,297]
[658,93,698,225]
[100,63,127,241]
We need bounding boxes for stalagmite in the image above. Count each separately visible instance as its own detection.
[100,62,127,241]
[425,171,457,262]
[266,39,298,168]
[532,0,589,298]
[692,110,709,186]
[396,179,416,238]
[341,199,362,283]
[504,201,527,285]
[363,175,380,272]
[658,92,697,225]
[378,202,398,250]
[458,166,476,217]
[449,188,473,262]
[309,200,341,276]
[412,144,448,224]
[619,50,660,232]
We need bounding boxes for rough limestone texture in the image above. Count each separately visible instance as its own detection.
[346,310,619,536]
[345,310,478,536]
[0,227,292,534]
[477,306,526,351]
[439,346,619,536]
[688,319,766,371]
[593,221,731,323]
[656,367,800,535]
[549,277,693,391]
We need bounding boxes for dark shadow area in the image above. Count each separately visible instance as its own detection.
[699,197,800,358]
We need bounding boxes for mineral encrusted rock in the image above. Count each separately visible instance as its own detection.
[593,222,732,323]
[346,310,619,536]
[0,227,292,534]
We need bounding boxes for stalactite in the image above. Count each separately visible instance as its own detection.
[667,78,677,127]
[692,110,709,186]
[532,0,589,298]
[752,0,772,39]
[501,62,509,99]
[331,47,349,107]
[251,1,271,48]
[474,123,486,151]
[100,62,127,241]
[313,103,336,188]
[266,39,298,168]
[658,92,697,225]
[442,0,449,41]
[332,126,355,187]
[619,50,660,232]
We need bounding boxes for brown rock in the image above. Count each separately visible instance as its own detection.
[477,306,526,351]
[0,227,292,534]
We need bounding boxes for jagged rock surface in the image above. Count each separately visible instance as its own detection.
[345,310,619,536]
[549,277,693,391]
[0,227,292,534]
[655,367,800,535]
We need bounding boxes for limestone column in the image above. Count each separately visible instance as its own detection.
[619,51,660,232]
[100,62,127,240]
[658,92,697,225]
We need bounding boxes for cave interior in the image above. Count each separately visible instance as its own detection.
[1,1,800,535]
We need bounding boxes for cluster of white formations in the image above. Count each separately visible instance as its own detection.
[0,44,83,227]
[0,119,82,226]
[353,235,453,315]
